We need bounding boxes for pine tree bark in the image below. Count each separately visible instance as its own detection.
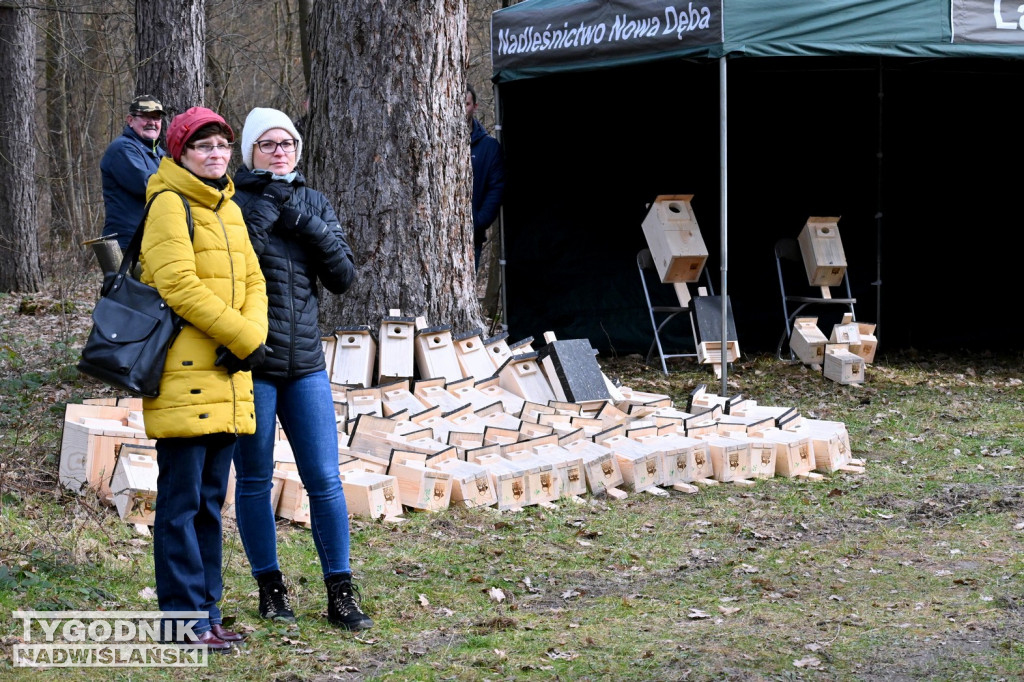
[307,0,484,333]
[135,0,206,116]
[0,4,43,293]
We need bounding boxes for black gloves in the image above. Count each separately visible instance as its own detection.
[277,207,313,233]
[215,344,272,374]
[244,344,269,370]
[261,182,293,206]
[214,346,244,373]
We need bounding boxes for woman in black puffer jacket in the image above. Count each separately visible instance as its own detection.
[230,107,372,631]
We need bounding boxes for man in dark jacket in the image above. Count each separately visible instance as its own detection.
[466,85,506,270]
[100,95,167,251]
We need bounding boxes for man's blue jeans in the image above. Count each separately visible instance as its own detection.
[153,433,236,636]
[234,371,351,579]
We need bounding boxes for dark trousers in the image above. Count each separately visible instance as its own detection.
[153,433,235,636]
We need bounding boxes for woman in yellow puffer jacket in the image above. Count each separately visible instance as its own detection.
[139,107,268,652]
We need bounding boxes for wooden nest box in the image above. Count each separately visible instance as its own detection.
[641,194,708,283]
[797,217,847,287]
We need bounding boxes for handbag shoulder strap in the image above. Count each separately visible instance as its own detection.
[119,190,194,276]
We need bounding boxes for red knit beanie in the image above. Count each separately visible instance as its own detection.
[166,107,234,162]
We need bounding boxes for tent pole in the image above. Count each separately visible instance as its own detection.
[875,58,884,348]
[719,56,729,396]
[492,82,508,335]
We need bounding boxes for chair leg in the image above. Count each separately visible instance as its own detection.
[645,340,659,369]
[651,312,685,375]
[777,310,796,360]
[640,273,663,374]
[777,327,796,362]
[779,306,812,363]
[650,328,669,376]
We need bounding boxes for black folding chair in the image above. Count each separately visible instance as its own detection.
[637,248,714,374]
[774,237,856,360]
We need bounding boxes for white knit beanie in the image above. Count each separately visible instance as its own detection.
[241,107,303,169]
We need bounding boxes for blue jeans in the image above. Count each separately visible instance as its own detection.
[234,371,351,579]
[153,434,235,636]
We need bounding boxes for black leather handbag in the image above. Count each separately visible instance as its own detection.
[77,191,193,397]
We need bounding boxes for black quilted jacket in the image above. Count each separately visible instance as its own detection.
[232,166,356,379]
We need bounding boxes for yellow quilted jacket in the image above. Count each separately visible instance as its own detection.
[139,158,268,439]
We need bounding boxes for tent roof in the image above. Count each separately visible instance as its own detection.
[492,0,1024,82]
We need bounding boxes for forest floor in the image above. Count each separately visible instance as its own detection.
[1,284,1022,681]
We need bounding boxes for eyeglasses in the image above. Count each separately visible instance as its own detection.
[187,143,233,154]
[255,139,298,154]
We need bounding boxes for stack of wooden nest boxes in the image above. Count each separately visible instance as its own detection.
[789,217,877,384]
[316,313,866,521]
[57,398,243,531]
[61,311,866,530]
[59,399,154,525]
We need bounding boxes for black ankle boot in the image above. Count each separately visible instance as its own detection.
[256,570,296,622]
[325,572,374,631]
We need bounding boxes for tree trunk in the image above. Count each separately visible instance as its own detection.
[0,5,43,293]
[466,1,503,131]
[308,0,483,334]
[45,3,103,253]
[136,0,206,116]
[298,0,311,92]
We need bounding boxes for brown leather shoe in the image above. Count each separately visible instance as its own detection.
[210,624,245,642]
[195,630,232,652]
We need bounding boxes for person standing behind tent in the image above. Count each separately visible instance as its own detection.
[100,95,167,251]
[466,84,506,270]
[140,106,269,652]
[230,107,372,631]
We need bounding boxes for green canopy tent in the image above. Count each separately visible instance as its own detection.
[488,0,1024,386]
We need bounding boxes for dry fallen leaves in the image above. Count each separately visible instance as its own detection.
[793,656,822,668]
[546,648,579,660]
[333,665,360,673]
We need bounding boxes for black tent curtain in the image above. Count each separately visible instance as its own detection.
[489,1,1024,369]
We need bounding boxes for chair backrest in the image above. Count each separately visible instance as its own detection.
[638,248,714,299]
[637,248,656,272]
[774,237,802,264]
